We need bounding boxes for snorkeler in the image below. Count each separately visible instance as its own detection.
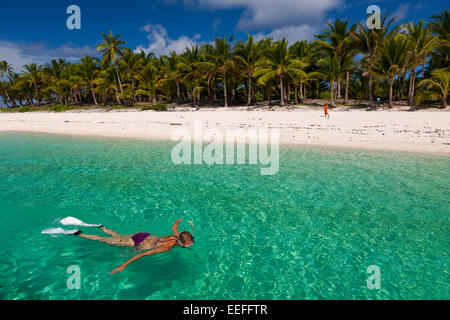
[42,217,194,274]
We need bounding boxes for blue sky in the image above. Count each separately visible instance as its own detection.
[0,0,448,72]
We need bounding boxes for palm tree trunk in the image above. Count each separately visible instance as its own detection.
[336,81,341,99]
[91,86,98,105]
[247,75,252,105]
[34,82,39,105]
[408,69,413,104]
[344,71,350,105]
[441,96,447,108]
[153,89,157,105]
[223,71,228,108]
[114,63,124,95]
[193,89,198,108]
[2,85,13,107]
[299,83,303,100]
[330,81,336,108]
[115,89,121,105]
[369,73,373,101]
[294,85,298,104]
[131,79,136,102]
[388,79,393,108]
[176,79,181,104]
[287,83,290,102]
[409,68,416,106]
[207,76,211,101]
[421,58,425,79]
[279,75,285,107]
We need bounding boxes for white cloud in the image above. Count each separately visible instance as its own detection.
[0,41,47,73]
[182,0,341,31]
[0,40,97,73]
[212,18,221,31]
[393,3,410,22]
[254,25,318,43]
[135,24,203,57]
[179,0,342,44]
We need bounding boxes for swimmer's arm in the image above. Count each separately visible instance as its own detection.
[110,247,169,275]
[171,219,184,237]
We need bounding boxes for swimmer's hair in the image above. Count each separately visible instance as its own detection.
[179,231,194,244]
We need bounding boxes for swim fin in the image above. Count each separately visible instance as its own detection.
[41,228,80,235]
[60,216,102,228]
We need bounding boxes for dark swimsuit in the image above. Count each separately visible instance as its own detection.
[132,232,178,247]
[132,233,151,247]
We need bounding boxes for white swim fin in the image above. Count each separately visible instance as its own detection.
[60,216,102,228]
[42,228,80,235]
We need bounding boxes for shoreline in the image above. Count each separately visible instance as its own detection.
[0,109,449,155]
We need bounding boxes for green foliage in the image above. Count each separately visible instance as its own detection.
[18,106,31,113]
[49,104,74,112]
[141,103,168,111]
[0,9,448,110]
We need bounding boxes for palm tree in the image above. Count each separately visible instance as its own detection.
[351,14,398,101]
[22,63,42,105]
[1,9,449,110]
[234,34,261,105]
[95,66,122,105]
[419,68,449,108]
[97,31,126,96]
[403,21,440,105]
[0,61,14,107]
[312,54,342,107]
[289,41,316,103]
[121,48,144,102]
[134,61,161,105]
[428,10,450,72]
[316,19,356,102]
[42,59,67,104]
[178,46,205,108]
[162,52,182,103]
[369,35,410,108]
[212,36,234,107]
[78,56,100,105]
[255,38,305,107]
[2,74,20,107]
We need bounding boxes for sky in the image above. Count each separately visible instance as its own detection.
[0,0,448,73]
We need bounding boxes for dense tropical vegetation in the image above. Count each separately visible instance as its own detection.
[1,10,449,110]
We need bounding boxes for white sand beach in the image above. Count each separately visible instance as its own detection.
[0,108,449,154]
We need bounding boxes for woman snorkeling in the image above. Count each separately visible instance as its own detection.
[48,218,194,274]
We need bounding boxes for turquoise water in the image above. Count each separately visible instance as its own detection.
[0,132,448,300]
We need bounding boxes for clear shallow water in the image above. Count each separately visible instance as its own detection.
[0,132,448,300]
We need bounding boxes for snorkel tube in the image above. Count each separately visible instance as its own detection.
[188,220,195,238]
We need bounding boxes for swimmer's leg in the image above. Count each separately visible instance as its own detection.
[99,226,120,237]
[78,233,134,247]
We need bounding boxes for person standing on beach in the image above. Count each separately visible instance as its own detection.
[324,104,330,119]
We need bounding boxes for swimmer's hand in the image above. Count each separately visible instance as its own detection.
[110,265,125,275]
[171,219,184,237]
